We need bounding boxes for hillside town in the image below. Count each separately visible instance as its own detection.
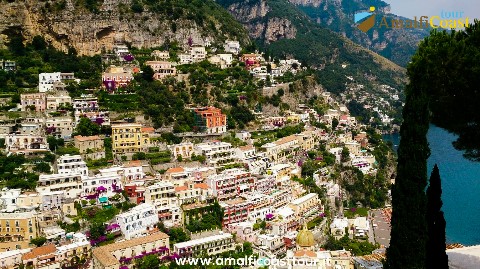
[0,38,403,269]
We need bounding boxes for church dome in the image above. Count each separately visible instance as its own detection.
[296,223,315,247]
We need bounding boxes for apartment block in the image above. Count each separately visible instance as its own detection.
[206,169,254,201]
[20,93,46,112]
[56,155,88,176]
[224,40,241,55]
[5,134,49,155]
[39,72,76,93]
[92,232,169,269]
[111,123,151,154]
[173,232,235,257]
[0,212,37,252]
[46,91,71,111]
[194,107,227,134]
[145,61,176,80]
[220,198,253,226]
[194,141,237,167]
[45,117,74,139]
[115,203,159,239]
[36,174,83,199]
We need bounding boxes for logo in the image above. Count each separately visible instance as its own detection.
[354,6,376,32]
[354,7,470,32]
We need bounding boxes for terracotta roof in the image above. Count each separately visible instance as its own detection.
[22,244,56,260]
[294,250,317,258]
[194,183,209,190]
[93,232,169,267]
[74,135,102,142]
[239,145,254,151]
[141,127,155,133]
[166,167,184,174]
[124,160,142,167]
[275,135,297,146]
[175,186,188,192]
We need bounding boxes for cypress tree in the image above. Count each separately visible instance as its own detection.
[385,83,430,269]
[426,164,448,269]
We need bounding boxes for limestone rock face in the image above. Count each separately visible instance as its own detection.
[0,0,247,55]
[223,0,297,43]
[288,0,324,8]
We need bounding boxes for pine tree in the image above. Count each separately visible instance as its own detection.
[426,165,448,269]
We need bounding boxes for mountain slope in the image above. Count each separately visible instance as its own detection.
[218,0,405,90]
[0,0,250,55]
[289,0,430,66]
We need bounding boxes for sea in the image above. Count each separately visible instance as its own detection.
[383,125,480,246]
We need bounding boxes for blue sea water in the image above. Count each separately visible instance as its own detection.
[383,125,480,246]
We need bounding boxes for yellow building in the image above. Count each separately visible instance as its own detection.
[92,232,169,269]
[111,123,152,154]
[287,193,321,224]
[0,212,38,252]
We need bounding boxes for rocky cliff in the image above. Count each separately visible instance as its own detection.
[0,0,249,55]
[224,0,297,43]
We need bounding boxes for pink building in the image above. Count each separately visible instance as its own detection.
[20,93,46,112]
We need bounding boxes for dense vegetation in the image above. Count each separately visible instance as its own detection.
[323,235,379,256]
[0,35,101,93]
[0,154,40,190]
[412,23,480,161]
[184,202,224,233]
[388,21,480,268]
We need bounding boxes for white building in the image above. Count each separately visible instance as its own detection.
[168,142,195,160]
[250,66,268,79]
[0,249,31,269]
[39,72,76,93]
[73,95,98,113]
[256,234,285,258]
[353,217,370,238]
[224,40,241,54]
[228,221,256,242]
[179,53,193,64]
[144,181,181,227]
[39,190,65,211]
[56,155,88,176]
[330,218,349,239]
[194,141,238,168]
[208,54,233,69]
[115,203,158,239]
[82,173,122,198]
[190,45,206,62]
[36,174,83,199]
[46,91,72,111]
[173,232,235,257]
